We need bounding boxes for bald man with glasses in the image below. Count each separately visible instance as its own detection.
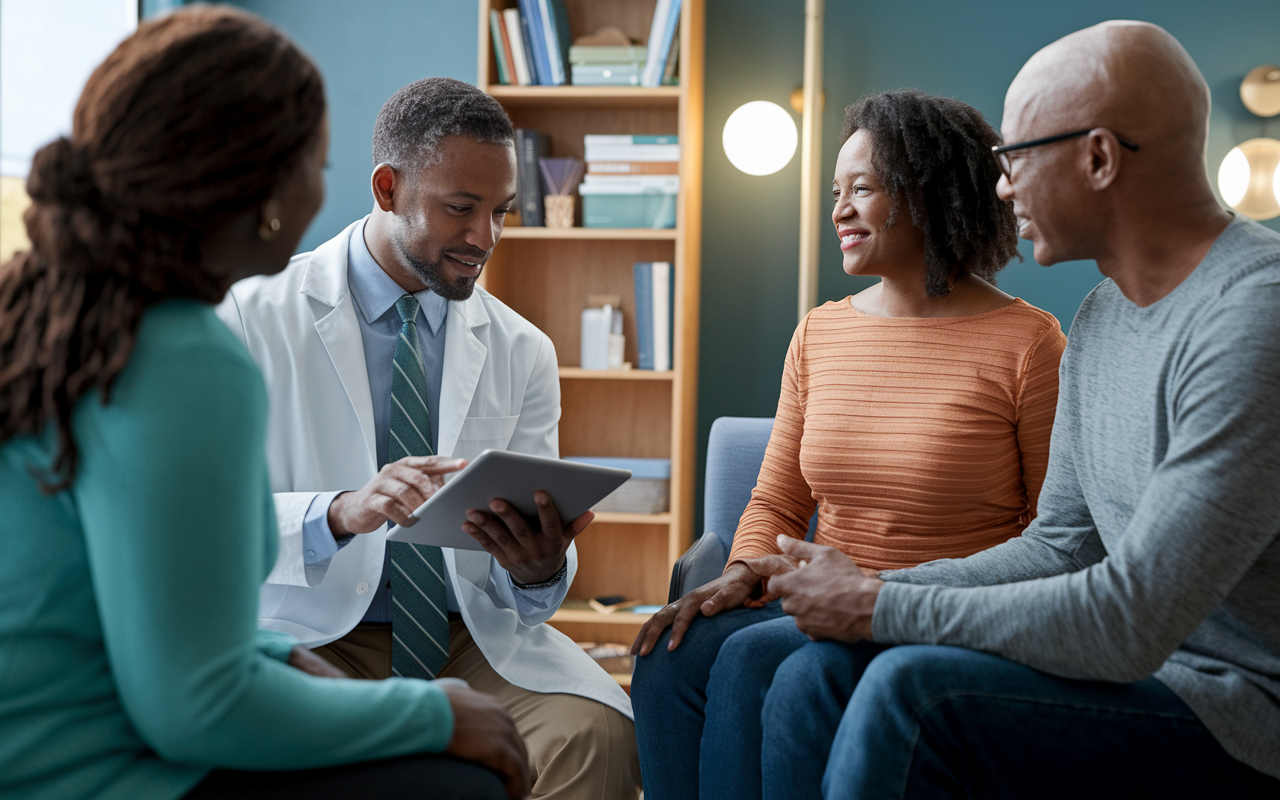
[754,21,1280,800]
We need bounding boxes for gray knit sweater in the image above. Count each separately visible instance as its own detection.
[875,215,1280,779]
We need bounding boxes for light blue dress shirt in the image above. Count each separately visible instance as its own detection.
[301,218,562,621]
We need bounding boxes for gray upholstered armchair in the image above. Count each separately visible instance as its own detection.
[667,417,817,603]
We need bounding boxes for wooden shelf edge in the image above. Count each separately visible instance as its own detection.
[488,85,680,106]
[551,609,654,625]
[591,511,673,525]
[610,672,632,688]
[558,367,675,381]
[502,226,677,241]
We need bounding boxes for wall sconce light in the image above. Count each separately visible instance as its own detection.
[1219,65,1280,221]
[722,100,798,176]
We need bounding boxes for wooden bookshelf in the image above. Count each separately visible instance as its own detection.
[477,0,703,649]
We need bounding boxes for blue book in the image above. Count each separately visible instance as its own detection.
[633,262,654,370]
[547,0,573,85]
[518,0,552,86]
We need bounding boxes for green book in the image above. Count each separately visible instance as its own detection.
[568,45,649,65]
[490,10,511,85]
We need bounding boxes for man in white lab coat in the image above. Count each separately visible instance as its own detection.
[217,77,639,800]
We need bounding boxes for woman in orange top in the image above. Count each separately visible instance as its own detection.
[631,89,1067,800]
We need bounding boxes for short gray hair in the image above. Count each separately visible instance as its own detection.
[371,77,514,173]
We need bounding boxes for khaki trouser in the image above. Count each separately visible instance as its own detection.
[313,620,641,800]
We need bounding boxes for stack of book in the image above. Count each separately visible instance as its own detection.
[489,0,571,86]
[569,44,646,87]
[580,135,679,229]
[633,261,675,372]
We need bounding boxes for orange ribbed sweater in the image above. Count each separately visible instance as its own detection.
[728,297,1067,572]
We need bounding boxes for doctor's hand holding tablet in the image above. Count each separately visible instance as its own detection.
[332,450,631,587]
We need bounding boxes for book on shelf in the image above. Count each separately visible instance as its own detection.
[581,174,679,194]
[587,160,679,175]
[633,262,675,371]
[513,0,571,86]
[516,0,548,85]
[641,0,682,87]
[584,134,680,163]
[569,44,648,64]
[503,8,532,86]
[489,10,511,86]
[661,30,680,86]
[515,129,549,226]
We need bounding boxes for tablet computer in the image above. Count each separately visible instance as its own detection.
[385,449,632,550]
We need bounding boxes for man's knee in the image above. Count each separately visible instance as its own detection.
[854,644,978,712]
[525,694,640,799]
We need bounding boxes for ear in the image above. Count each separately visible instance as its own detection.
[370,163,398,212]
[1083,129,1123,191]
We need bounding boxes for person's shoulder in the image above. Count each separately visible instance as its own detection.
[222,222,356,319]
[1210,216,1280,295]
[1000,298,1066,338]
[118,301,264,411]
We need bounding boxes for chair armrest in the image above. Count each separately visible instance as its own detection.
[667,531,729,604]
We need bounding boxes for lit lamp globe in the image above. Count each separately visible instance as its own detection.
[722,101,798,176]
[1217,137,1280,221]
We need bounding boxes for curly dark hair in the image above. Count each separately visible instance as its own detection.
[372,76,514,173]
[0,5,326,490]
[840,89,1020,297]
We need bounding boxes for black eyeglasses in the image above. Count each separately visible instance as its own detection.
[992,128,1140,179]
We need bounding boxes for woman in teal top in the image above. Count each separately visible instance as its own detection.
[0,8,525,800]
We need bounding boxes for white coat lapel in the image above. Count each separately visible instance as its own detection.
[437,294,490,457]
[300,222,378,469]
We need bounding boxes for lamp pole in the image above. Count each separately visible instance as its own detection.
[797,0,825,322]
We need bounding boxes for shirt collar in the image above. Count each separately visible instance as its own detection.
[347,216,449,335]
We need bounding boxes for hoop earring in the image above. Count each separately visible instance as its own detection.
[259,218,281,241]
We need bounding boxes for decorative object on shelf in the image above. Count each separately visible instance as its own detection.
[566,457,671,514]
[1218,65,1280,221]
[539,156,583,228]
[580,295,625,370]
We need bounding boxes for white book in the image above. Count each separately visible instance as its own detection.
[642,0,675,88]
[581,174,680,194]
[652,261,671,372]
[503,9,531,86]
[584,144,681,163]
[584,135,678,147]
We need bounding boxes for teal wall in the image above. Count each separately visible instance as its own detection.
[226,0,479,253]
[206,0,1280,535]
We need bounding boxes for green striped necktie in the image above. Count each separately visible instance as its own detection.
[387,294,450,679]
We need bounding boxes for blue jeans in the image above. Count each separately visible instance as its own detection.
[631,602,809,800]
[764,643,1280,800]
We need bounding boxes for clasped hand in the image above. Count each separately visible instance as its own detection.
[630,534,884,656]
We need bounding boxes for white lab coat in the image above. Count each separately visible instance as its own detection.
[216,220,631,719]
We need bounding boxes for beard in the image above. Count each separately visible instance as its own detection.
[391,226,483,301]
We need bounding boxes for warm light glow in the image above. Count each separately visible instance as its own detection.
[722,101,798,176]
[1218,147,1250,207]
[1217,138,1280,221]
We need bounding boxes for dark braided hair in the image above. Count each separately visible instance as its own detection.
[0,5,325,490]
[840,89,1020,297]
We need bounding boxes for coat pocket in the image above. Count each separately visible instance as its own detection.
[456,415,520,450]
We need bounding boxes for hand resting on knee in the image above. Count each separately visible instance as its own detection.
[631,554,801,656]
